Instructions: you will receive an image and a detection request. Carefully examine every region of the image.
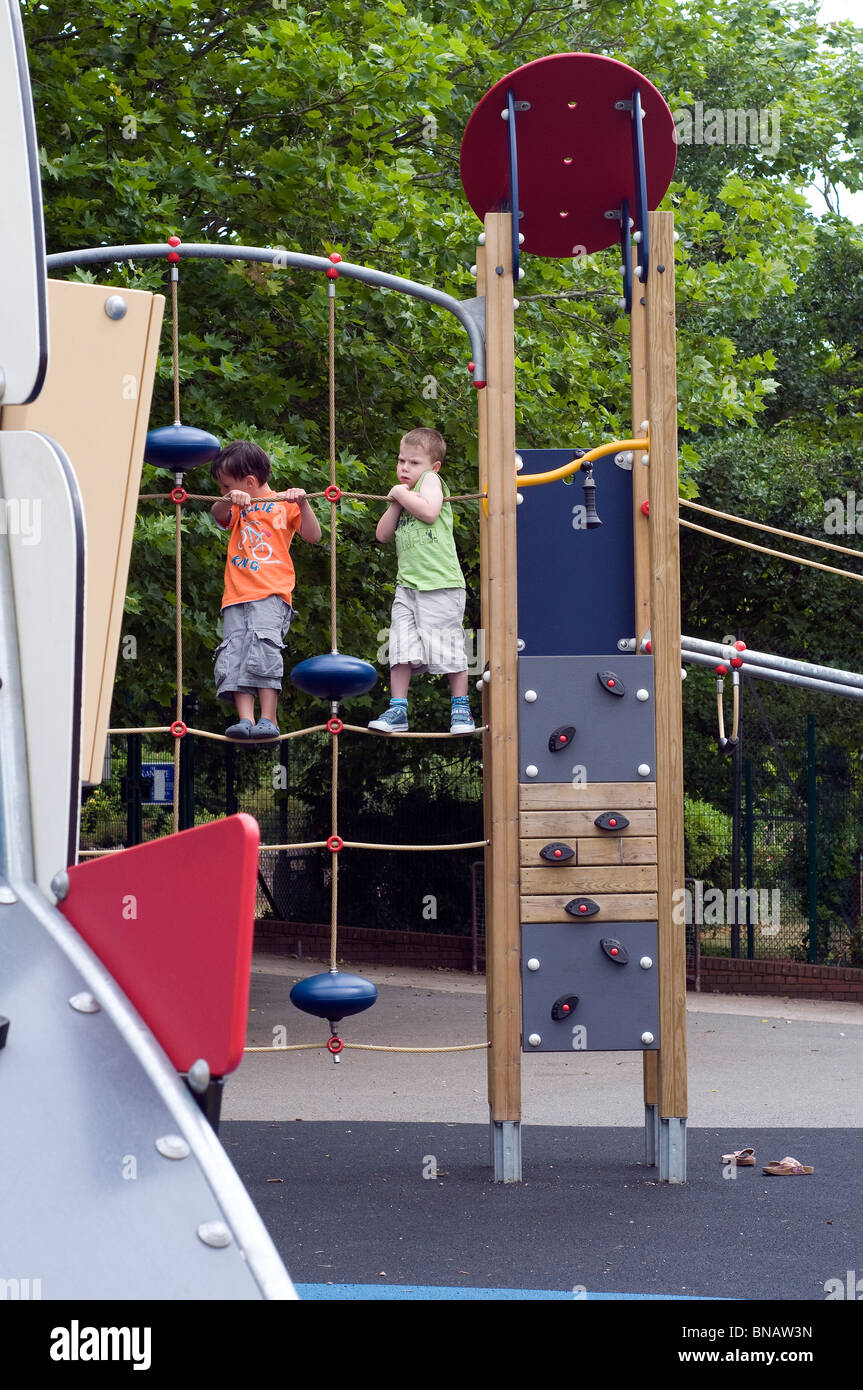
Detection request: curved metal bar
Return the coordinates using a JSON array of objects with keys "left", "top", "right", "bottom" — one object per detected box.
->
[
  {"left": 44, "top": 242, "right": 487, "bottom": 384},
  {"left": 506, "top": 88, "right": 520, "bottom": 282},
  {"left": 681, "top": 645, "right": 863, "bottom": 702},
  {"left": 631, "top": 89, "right": 649, "bottom": 285},
  {"left": 517, "top": 436, "right": 648, "bottom": 488},
  {"left": 620, "top": 194, "right": 632, "bottom": 315}
]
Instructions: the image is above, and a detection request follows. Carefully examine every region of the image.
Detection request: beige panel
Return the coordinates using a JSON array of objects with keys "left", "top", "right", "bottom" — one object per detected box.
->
[
  {"left": 520, "top": 836, "right": 657, "bottom": 866},
  {"left": 520, "top": 809, "right": 657, "bottom": 839},
  {"left": 521, "top": 894, "right": 658, "bottom": 921},
  {"left": 519, "top": 781, "right": 656, "bottom": 811},
  {"left": 3, "top": 279, "right": 165, "bottom": 782},
  {"left": 521, "top": 865, "right": 658, "bottom": 895}
]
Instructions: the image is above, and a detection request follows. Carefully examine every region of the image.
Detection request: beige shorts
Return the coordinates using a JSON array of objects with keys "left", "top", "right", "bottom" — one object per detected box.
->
[{"left": 389, "top": 585, "right": 467, "bottom": 675}]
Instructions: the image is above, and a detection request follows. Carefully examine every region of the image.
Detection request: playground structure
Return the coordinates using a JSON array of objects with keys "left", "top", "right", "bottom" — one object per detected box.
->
[{"left": 1, "top": 0, "right": 704, "bottom": 1298}]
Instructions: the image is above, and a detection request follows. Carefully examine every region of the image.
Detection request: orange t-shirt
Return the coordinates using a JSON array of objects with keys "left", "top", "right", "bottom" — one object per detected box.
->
[{"left": 218, "top": 490, "right": 302, "bottom": 609}]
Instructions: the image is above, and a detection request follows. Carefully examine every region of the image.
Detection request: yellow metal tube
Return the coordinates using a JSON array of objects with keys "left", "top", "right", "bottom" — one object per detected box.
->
[{"left": 517, "top": 436, "right": 648, "bottom": 488}]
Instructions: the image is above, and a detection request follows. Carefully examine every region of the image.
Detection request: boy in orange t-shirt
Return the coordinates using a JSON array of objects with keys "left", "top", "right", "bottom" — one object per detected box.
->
[{"left": 210, "top": 441, "right": 321, "bottom": 738}]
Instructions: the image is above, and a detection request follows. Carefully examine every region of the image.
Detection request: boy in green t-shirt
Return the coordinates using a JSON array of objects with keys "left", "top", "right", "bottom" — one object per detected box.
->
[{"left": 369, "top": 428, "right": 474, "bottom": 734}]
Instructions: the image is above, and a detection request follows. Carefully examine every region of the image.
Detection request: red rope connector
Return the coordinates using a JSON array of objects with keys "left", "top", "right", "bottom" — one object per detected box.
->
[
  {"left": 170, "top": 720, "right": 187, "bottom": 738},
  {"left": 734, "top": 640, "right": 746, "bottom": 651},
  {"left": 473, "top": 380, "right": 486, "bottom": 390},
  {"left": 641, "top": 500, "right": 650, "bottom": 516},
  {"left": 326, "top": 1034, "right": 344, "bottom": 1056},
  {"left": 328, "top": 252, "right": 342, "bottom": 263},
  {"left": 730, "top": 656, "right": 743, "bottom": 668},
  {"left": 327, "top": 834, "right": 344, "bottom": 853},
  {"left": 327, "top": 717, "right": 343, "bottom": 735},
  {"left": 167, "top": 236, "right": 181, "bottom": 265},
  {"left": 468, "top": 360, "right": 475, "bottom": 372},
  {"left": 170, "top": 485, "right": 187, "bottom": 504},
  {"left": 324, "top": 484, "right": 341, "bottom": 502},
  {"left": 168, "top": 236, "right": 181, "bottom": 246},
  {"left": 326, "top": 267, "right": 339, "bottom": 279},
  {"left": 714, "top": 664, "right": 728, "bottom": 676}
]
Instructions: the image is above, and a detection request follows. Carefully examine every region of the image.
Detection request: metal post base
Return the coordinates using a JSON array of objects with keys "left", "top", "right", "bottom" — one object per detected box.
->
[
  {"left": 644, "top": 1103, "right": 658, "bottom": 1166},
  {"left": 658, "top": 1116, "right": 687, "bottom": 1182},
  {"left": 490, "top": 1118, "right": 522, "bottom": 1182}
]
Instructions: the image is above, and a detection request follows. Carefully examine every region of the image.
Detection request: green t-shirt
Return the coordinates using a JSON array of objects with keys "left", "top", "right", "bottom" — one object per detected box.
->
[{"left": 394, "top": 473, "right": 465, "bottom": 591}]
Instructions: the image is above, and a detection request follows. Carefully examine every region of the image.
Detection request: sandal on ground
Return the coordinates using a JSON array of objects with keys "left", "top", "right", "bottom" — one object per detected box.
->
[
  {"left": 762, "top": 1156, "right": 814, "bottom": 1175},
  {"left": 721, "top": 1148, "right": 756, "bottom": 1165}
]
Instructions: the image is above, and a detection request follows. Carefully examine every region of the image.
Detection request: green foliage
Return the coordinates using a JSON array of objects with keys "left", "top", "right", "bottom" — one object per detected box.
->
[
  {"left": 683, "top": 794, "right": 732, "bottom": 880},
  {"left": 24, "top": 0, "right": 863, "bottom": 730}
]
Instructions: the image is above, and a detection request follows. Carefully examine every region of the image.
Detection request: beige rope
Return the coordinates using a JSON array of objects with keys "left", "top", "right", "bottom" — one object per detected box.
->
[
  {"left": 330, "top": 733, "right": 339, "bottom": 970},
  {"left": 244, "top": 1042, "right": 490, "bottom": 1054},
  {"left": 138, "top": 491, "right": 484, "bottom": 506},
  {"left": 337, "top": 839, "right": 488, "bottom": 852},
  {"left": 680, "top": 497, "right": 863, "bottom": 561},
  {"left": 329, "top": 289, "right": 338, "bottom": 652},
  {"left": 679, "top": 518, "right": 863, "bottom": 582},
  {"left": 107, "top": 724, "right": 328, "bottom": 743},
  {"left": 171, "top": 275, "right": 180, "bottom": 425},
  {"left": 171, "top": 268, "right": 183, "bottom": 835},
  {"left": 341, "top": 723, "right": 487, "bottom": 739}
]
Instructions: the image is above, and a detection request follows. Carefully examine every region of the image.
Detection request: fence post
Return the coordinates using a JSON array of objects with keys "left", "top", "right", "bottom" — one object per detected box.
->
[
  {"left": 731, "top": 740, "right": 742, "bottom": 959},
  {"left": 745, "top": 758, "right": 754, "bottom": 959},
  {"left": 179, "top": 696, "right": 196, "bottom": 832},
  {"left": 126, "top": 733, "right": 142, "bottom": 847},
  {"left": 807, "top": 714, "right": 818, "bottom": 963}
]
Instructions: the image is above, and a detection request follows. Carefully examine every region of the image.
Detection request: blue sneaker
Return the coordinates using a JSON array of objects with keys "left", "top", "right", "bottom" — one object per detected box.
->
[
  {"left": 368, "top": 703, "right": 409, "bottom": 733},
  {"left": 450, "top": 705, "right": 475, "bottom": 735}
]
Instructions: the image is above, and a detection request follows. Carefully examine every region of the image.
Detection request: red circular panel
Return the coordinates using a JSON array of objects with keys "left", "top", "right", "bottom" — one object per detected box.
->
[{"left": 460, "top": 53, "right": 677, "bottom": 257}]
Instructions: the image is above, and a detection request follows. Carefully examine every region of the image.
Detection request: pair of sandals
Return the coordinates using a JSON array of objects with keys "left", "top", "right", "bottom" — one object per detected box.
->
[{"left": 722, "top": 1148, "right": 814, "bottom": 1175}]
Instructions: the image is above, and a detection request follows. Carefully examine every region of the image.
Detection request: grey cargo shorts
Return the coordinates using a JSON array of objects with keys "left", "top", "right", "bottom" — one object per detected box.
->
[{"left": 214, "top": 595, "right": 294, "bottom": 701}]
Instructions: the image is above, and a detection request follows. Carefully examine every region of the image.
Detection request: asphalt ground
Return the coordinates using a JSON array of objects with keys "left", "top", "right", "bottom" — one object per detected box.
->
[{"left": 221, "top": 953, "right": 863, "bottom": 1305}]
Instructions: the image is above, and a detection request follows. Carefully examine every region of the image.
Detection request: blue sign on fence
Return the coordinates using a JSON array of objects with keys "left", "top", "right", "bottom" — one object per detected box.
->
[{"left": 141, "top": 762, "right": 174, "bottom": 804}]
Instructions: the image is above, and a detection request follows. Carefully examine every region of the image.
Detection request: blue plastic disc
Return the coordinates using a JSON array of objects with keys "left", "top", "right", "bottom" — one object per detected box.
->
[
  {"left": 290, "top": 971, "right": 378, "bottom": 1022},
  {"left": 144, "top": 423, "right": 221, "bottom": 473},
  {"left": 290, "top": 652, "right": 378, "bottom": 701}
]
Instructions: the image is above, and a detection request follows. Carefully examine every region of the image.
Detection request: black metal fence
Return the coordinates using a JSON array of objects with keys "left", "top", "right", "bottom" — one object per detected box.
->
[
  {"left": 84, "top": 669, "right": 863, "bottom": 971},
  {"left": 683, "top": 670, "right": 863, "bottom": 969},
  {"left": 82, "top": 729, "right": 484, "bottom": 940}
]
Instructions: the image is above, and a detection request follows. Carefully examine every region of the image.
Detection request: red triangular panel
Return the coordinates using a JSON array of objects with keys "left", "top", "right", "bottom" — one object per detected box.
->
[{"left": 60, "top": 814, "right": 260, "bottom": 1074}]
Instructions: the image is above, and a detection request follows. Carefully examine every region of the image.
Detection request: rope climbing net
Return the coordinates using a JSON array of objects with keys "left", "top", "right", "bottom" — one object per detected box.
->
[{"left": 83, "top": 241, "right": 492, "bottom": 1059}]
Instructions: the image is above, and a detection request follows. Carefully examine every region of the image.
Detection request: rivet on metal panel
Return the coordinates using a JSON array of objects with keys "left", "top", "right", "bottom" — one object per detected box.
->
[
  {"left": 155, "top": 1135, "right": 191, "bottom": 1160},
  {"left": 528, "top": 1033, "right": 542, "bottom": 1047},
  {"left": 187, "top": 1058, "right": 211, "bottom": 1094},
  {"left": 50, "top": 870, "right": 69, "bottom": 901},
  {"left": 641, "top": 1031, "right": 655, "bottom": 1045},
  {"left": 69, "top": 992, "right": 101, "bottom": 1014},
  {"left": 197, "top": 1221, "right": 233, "bottom": 1248},
  {"left": 526, "top": 958, "right": 540, "bottom": 972}
]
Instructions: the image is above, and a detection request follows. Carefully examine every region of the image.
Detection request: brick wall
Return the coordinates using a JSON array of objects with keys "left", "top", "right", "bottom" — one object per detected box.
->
[
  {"left": 257, "top": 922, "right": 863, "bottom": 1002},
  {"left": 695, "top": 955, "right": 863, "bottom": 1003},
  {"left": 256, "top": 920, "right": 483, "bottom": 972}
]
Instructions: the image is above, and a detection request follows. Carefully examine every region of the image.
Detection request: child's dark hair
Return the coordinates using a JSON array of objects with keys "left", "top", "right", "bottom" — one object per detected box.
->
[{"left": 211, "top": 440, "right": 272, "bottom": 485}]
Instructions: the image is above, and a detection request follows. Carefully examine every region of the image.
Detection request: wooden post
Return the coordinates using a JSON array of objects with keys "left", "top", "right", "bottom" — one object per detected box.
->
[
  {"left": 481, "top": 212, "right": 522, "bottom": 1178},
  {"left": 631, "top": 281, "right": 659, "bottom": 1129},
  {"left": 644, "top": 211, "right": 687, "bottom": 1174}
]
